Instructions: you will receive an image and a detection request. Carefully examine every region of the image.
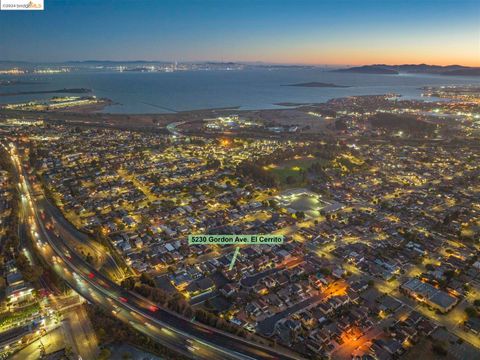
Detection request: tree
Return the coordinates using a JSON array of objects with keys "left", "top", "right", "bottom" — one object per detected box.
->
[
  {"left": 64, "top": 345, "right": 73, "bottom": 357},
  {"left": 140, "top": 273, "right": 155, "bottom": 287},
  {"left": 319, "top": 267, "right": 331, "bottom": 276},
  {"left": 121, "top": 277, "right": 136, "bottom": 290},
  {"left": 286, "top": 175, "right": 296, "bottom": 185},
  {"left": 444, "top": 269, "right": 456, "bottom": 280},
  {"left": 465, "top": 307, "right": 478, "bottom": 318},
  {"left": 97, "top": 328, "right": 107, "bottom": 341},
  {"left": 268, "top": 199, "right": 278, "bottom": 209},
  {"left": 425, "top": 263, "right": 435, "bottom": 271},
  {"left": 15, "top": 253, "right": 43, "bottom": 282},
  {"left": 295, "top": 211, "right": 305, "bottom": 220},
  {"left": 432, "top": 343, "right": 448, "bottom": 356}
]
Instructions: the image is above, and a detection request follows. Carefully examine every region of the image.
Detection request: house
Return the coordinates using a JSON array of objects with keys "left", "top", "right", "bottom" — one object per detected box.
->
[
  {"left": 185, "top": 277, "right": 215, "bottom": 297},
  {"left": 220, "top": 284, "right": 236, "bottom": 297},
  {"left": 401, "top": 278, "right": 458, "bottom": 313}
]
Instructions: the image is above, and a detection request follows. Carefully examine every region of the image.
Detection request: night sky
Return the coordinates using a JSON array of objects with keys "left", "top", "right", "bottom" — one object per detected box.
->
[{"left": 1, "top": 0, "right": 479, "bottom": 65}]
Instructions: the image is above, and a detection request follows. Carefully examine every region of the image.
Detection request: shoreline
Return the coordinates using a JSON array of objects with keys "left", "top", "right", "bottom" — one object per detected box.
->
[
  {"left": 0, "top": 89, "right": 468, "bottom": 140},
  {"left": 0, "top": 88, "right": 91, "bottom": 97},
  {"left": 0, "top": 102, "right": 332, "bottom": 134}
]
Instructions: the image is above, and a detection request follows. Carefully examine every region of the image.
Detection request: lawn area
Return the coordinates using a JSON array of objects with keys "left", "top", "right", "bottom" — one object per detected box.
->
[{"left": 264, "top": 156, "right": 327, "bottom": 187}]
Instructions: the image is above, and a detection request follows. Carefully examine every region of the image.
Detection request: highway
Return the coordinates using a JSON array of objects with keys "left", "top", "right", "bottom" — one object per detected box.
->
[
  {"left": 6, "top": 142, "right": 303, "bottom": 360},
  {"left": 39, "top": 197, "right": 125, "bottom": 281}
]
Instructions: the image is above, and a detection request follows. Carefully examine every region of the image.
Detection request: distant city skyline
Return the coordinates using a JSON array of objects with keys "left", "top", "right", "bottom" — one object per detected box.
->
[{"left": 0, "top": 0, "right": 479, "bottom": 66}]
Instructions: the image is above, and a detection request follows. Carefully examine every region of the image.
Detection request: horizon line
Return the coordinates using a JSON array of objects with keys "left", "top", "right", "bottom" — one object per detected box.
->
[{"left": 0, "top": 60, "right": 479, "bottom": 68}]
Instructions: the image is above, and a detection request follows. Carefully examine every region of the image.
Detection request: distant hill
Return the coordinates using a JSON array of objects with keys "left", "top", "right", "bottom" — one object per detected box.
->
[
  {"left": 333, "top": 64, "right": 480, "bottom": 76},
  {"left": 441, "top": 68, "right": 480, "bottom": 76},
  {"left": 67, "top": 60, "right": 156, "bottom": 64},
  {"left": 335, "top": 66, "right": 398, "bottom": 74}
]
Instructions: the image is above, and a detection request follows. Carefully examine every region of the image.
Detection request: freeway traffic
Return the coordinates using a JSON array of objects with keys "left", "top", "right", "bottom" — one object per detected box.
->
[{"left": 6, "top": 142, "right": 303, "bottom": 360}]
